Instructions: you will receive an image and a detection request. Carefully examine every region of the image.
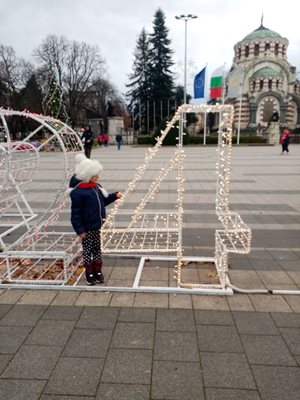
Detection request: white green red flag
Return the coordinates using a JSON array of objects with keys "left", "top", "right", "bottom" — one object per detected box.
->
[{"left": 210, "top": 66, "right": 223, "bottom": 98}]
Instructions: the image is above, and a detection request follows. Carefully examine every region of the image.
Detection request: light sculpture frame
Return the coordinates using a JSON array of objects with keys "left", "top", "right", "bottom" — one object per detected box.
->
[
  {"left": 0, "top": 108, "right": 84, "bottom": 285},
  {"left": 100, "top": 103, "right": 252, "bottom": 294}
]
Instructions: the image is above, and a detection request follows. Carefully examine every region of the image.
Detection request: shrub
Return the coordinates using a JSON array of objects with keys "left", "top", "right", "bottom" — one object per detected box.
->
[
  {"left": 153, "top": 118, "right": 190, "bottom": 146},
  {"left": 137, "top": 135, "right": 153, "bottom": 145}
]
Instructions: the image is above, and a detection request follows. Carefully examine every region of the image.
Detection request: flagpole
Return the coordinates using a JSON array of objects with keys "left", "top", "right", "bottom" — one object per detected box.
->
[
  {"left": 237, "top": 66, "right": 244, "bottom": 145},
  {"left": 222, "top": 63, "right": 226, "bottom": 105},
  {"left": 204, "top": 111, "right": 207, "bottom": 145}
]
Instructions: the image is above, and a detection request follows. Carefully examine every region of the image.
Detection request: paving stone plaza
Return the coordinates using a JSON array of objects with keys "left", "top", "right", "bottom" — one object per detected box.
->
[{"left": 0, "top": 144, "right": 299, "bottom": 399}]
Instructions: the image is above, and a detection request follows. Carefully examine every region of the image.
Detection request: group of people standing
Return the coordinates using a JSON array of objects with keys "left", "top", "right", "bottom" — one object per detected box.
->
[
  {"left": 80, "top": 125, "right": 123, "bottom": 159},
  {"left": 97, "top": 133, "right": 109, "bottom": 147}
]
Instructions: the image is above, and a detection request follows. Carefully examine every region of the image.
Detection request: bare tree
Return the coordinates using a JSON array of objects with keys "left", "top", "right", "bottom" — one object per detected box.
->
[
  {"left": 34, "top": 34, "right": 108, "bottom": 126},
  {"left": 65, "top": 40, "right": 106, "bottom": 125},
  {"left": 0, "top": 45, "right": 21, "bottom": 106},
  {"left": 33, "top": 35, "right": 68, "bottom": 87}
]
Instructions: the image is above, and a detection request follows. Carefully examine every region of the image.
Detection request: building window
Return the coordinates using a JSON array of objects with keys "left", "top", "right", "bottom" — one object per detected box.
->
[
  {"left": 265, "top": 43, "right": 270, "bottom": 52},
  {"left": 259, "top": 80, "right": 264, "bottom": 90},
  {"left": 238, "top": 48, "right": 241, "bottom": 59},
  {"left": 282, "top": 45, "right": 286, "bottom": 56},
  {"left": 245, "top": 45, "right": 249, "bottom": 57},
  {"left": 275, "top": 43, "right": 279, "bottom": 55},
  {"left": 254, "top": 44, "right": 259, "bottom": 56},
  {"left": 252, "top": 81, "right": 256, "bottom": 91},
  {"left": 268, "top": 79, "right": 272, "bottom": 90}
]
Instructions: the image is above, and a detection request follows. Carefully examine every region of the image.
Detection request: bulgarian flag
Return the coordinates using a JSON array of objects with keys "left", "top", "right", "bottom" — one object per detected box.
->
[{"left": 210, "top": 66, "right": 223, "bottom": 98}]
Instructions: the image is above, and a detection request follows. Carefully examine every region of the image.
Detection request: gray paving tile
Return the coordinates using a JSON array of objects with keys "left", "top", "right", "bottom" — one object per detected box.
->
[
  {"left": 0, "top": 354, "right": 12, "bottom": 374},
  {"left": 252, "top": 365, "right": 300, "bottom": 400},
  {"left": 0, "top": 304, "right": 12, "bottom": 319},
  {"left": 76, "top": 306, "right": 119, "bottom": 330},
  {"left": 96, "top": 383, "right": 150, "bottom": 400},
  {"left": 0, "top": 326, "right": 31, "bottom": 354},
  {"left": 271, "top": 312, "right": 300, "bottom": 328},
  {"left": 241, "top": 334, "right": 296, "bottom": 366},
  {"left": 62, "top": 328, "right": 112, "bottom": 358},
  {"left": 154, "top": 331, "right": 199, "bottom": 362},
  {"left": 41, "top": 305, "right": 83, "bottom": 320},
  {"left": 25, "top": 319, "right": 75, "bottom": 346},
  {"left": 118, "top": 307, "right": 156, "bottom": 323},
  {"left": 233, "top": 311, "right": 279, "bottom": 335},
  {"left": 45, "top": 357, "right": 104, "bottom": 396},
  {"left": 205, "top": 388, "right": 260, "bottom": 400},
  {"left": 152, "top": 360, "right": 204, "bottom": 400},
  {"left": 41, "top": 396, "right": 92, "bottom": 400},
  {"left": 0, "top": 304, "right": 46, "bottom": 327},
  {"left": 111, "top": 322, "right": 154, "bottom": 349},
  {"left": 0, "top": 379, "right": 46, "bottom": 400},
  {"left": 101, "top": 348, "right": 152, "bottom": 384},
  {"left": 194, "top": 310, "right": 234, "bottom": 325},
  {"left": 197, "top": 325, "right": 244, "bottom": 353},
  {"left": 156, "top": 309, "right": 195, "bottom": 332},
  {"left": 2, "top": 345, "right": 62, "bottom": 379},
  {"left": 201, "top": 352, "right": 256, "bottom": 389},
  {"left": 280, "top": 328, "right": 300, "bottom": 355}
]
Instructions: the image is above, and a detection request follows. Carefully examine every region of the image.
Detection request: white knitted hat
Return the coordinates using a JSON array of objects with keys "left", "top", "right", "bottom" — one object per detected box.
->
[{"left": 74, "top": 153, "right": 103, "bottom": 182}]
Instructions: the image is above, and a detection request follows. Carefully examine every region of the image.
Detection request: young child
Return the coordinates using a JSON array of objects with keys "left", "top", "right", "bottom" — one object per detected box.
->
[{"left": 69, "top": 154, "right": 121, "bottom": 285}]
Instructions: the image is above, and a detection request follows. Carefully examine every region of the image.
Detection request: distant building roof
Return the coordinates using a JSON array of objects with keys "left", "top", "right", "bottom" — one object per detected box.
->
[
  {"left": 243, "top": 24, "right": 282, "bottom": 41},
  {"left": 252, "top": 67, "right": 281, "bottom": 78}
]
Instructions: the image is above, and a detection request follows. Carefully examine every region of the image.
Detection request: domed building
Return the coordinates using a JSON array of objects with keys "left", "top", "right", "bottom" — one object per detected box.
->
[{"left": 227, "top": 22, "right": 300, "bottom": 130}]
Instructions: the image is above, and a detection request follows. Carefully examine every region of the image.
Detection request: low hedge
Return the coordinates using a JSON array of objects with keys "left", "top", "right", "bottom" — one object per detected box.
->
[
  {"left": 136, "top": 134, "right": 268, "bottom": 146},
  {"left": 137, "top": 135, "right": 153, "bottom": 145}
]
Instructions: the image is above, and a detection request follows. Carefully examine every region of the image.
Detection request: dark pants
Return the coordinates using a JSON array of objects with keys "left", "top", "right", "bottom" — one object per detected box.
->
[
  {"left": 84, "top": 144, "right": 93, "bottom": 159},
  {"left": 82, "top": 229, "right": 102, "bottom": 264},
  {"left": 282, "top": 143, "right": 289, "bottom": 153}
]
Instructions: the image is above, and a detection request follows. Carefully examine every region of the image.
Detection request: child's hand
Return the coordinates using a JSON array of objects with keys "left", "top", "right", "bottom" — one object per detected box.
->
[
  {"left": 79, "top": 232, "right": 87, "bottom": 239},
  {"left": 116, "top": 192, "right": 122, "bottom": 199}
]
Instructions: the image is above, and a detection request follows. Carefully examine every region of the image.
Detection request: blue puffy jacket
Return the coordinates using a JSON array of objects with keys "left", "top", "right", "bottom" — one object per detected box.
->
[{"left": 69, "top": 176, "right": 118, "bottom": 235}]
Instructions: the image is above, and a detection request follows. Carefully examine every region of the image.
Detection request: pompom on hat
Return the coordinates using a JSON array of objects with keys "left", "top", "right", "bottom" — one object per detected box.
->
[{"left": 74, "top": 153, "right": 103, "bottom": 182}]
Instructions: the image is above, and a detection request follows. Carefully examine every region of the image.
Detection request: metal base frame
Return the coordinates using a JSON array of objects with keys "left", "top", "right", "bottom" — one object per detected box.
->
[{"left": 0, "top": 254, "right": 234, "bottom": 295}]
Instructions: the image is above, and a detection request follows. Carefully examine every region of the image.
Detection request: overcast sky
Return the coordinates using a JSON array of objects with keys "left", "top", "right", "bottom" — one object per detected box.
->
[{"left": 1, "top": 0, "right": 299, "bottom": 97}]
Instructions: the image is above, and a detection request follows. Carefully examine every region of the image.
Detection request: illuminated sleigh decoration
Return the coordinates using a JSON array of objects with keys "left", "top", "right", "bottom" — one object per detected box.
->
[
  {"left": 0, "top": 109, "right": 83, "bottom": 285},
  {"left": 101, "top": 104, "right": 252, "bottom": 293}
]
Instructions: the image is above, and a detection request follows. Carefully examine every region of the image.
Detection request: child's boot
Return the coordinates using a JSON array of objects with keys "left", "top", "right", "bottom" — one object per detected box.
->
[
  {"left": 84, "top": 263, "right": 96, "bottom": 285},
  {"left": 94, "top": 260, "right": 104, "bottom": 284}
]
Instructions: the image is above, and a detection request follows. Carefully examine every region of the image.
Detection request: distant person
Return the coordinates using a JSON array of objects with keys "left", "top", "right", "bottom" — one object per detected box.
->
[
  {"left": 103, "top": 132, "right": 109, "bottom": 147},
  {"left": 115, "top": 132, "right": 122, "bottom": 150},
  {"left": 97, "top": 133, "right": 103, "bottom": 147},
  {"left": 81, "top": 125, "right": 94, "bottom": 158},
  {"left": 280, "top": 128, "right": 291, "bottom": 154}
]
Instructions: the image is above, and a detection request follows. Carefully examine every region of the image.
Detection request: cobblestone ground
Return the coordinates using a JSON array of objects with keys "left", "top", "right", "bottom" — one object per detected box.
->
[{"left": 0, "top": 144, "right": 299, "bottom": 399}]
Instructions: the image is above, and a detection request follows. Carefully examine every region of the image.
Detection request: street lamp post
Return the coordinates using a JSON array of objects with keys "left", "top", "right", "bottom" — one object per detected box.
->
[{"left": 175, "top": 14, "right": 198, "bottom": 112}]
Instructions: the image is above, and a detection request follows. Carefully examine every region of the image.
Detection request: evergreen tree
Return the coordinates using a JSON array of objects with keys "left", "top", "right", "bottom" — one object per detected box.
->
[
  {"left": 126, "top": 28, "right": 152, "bottom": 132},
  {"left": 148, "top": 8, "right": 174, "bottom": 127},
  {"left": 43, "top": 71, "right": 69, "bottom": 122},
  {"left": 20, "top": 74, "right": 43, "bottom": 113}
]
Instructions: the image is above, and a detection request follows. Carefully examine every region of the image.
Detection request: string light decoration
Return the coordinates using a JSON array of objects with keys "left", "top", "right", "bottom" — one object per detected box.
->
[
  {"left": 43, "top": 71, "right": 69, "bottom": 123},
  {"left": 0, "top": 108, "right": 83, "bottom": 284},
  {"left": 101, "top": 103, "right": 252, "bottom": 291}
]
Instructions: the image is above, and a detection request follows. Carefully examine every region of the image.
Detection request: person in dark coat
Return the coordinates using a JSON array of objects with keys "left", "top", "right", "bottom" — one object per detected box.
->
[
  {"left": 81, "top": 125, "right": 94, "bottom": 158},
  {"left": 115, "top": 132, "right": 122, "bottom": 150},
  {"left": 69, "top": 154, "right": 121, "bottom": 285}
]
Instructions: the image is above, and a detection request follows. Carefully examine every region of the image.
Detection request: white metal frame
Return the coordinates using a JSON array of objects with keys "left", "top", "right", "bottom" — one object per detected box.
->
[
  {"left": 0, "top": 105, "right": 252, "bottom": 294},
  {"left": 0, "top": 108, "right": 84, "bottom": 284}
]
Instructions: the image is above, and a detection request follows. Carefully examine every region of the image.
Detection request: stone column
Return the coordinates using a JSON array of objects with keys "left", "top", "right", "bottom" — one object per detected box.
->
[{"left": 266, "top": 122, "right": 280, "bottom": 144}]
